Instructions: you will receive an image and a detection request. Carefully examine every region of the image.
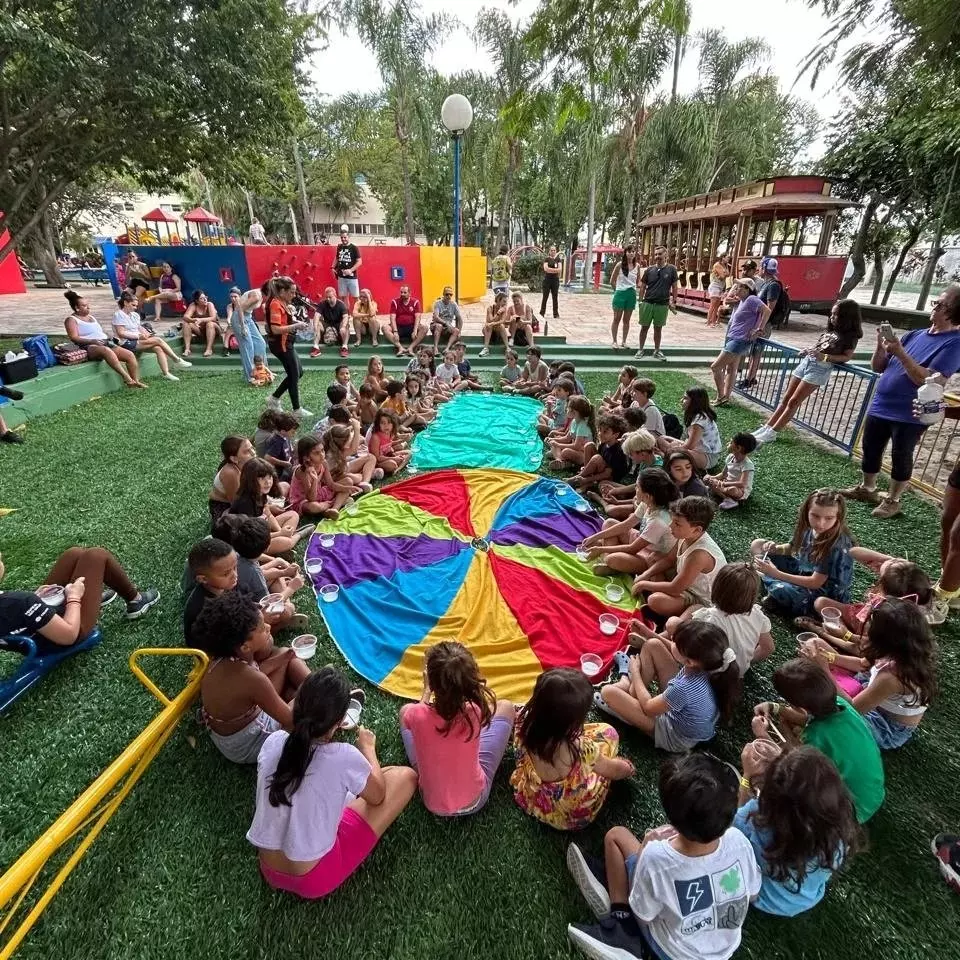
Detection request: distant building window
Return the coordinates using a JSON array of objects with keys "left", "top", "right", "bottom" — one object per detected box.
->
[
  {"left": 123, "top": 203, "right": 135, "bottom": 211},
  {"left": 171, "top": 204, "right": 183, "bottom": 212}
]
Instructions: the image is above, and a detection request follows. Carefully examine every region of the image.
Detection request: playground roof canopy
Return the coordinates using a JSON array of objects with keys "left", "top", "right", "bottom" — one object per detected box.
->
[
  {"left": 183, "top": 206, "right": 220, "bottom": 224},
  {"left": 141, "top": 207, "right": 178, "bottom": 223}
]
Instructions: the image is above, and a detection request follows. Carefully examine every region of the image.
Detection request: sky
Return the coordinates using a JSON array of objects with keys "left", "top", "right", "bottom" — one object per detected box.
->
[{"left": 310, "top": 0, "right": 850, "bottom": 158}]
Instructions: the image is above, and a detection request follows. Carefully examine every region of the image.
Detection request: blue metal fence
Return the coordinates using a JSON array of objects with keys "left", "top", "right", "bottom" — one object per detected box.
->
[{"left": 734, "top": 339, "right": 877, "bottom": 454}]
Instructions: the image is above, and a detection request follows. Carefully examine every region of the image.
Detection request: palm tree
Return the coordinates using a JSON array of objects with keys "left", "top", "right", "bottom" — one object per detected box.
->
[
  {"left": 475, "top": 7, "right": 545, "bottom": 251},
  {"left": 353, "top": 0, "right": 451, "bottom": 243}
]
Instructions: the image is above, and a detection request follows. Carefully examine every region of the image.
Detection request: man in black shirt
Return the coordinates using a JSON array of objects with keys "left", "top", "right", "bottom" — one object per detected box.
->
[
  {"left": 312, "top": 286, "right": 351, "bottom": 358},
  {"left": 635, "top": 246, "right": 678, "bottom": 361},
  {"left": 331, "top": 225, "right": 362, "bottom": 312}
]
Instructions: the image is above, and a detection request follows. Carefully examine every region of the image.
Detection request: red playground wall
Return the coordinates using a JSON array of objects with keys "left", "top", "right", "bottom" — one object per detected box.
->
[
  {"left": 243, "top": 245, "right": 424, "bottom": 310},
  {"left": 0, "top": 228, "right": 26, "bottom": 295}
]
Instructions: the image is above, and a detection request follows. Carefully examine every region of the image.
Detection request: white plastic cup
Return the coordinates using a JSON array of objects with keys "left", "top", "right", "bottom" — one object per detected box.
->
[
  {"left": 821, "top": 606, "right": 842, "bottom": 629},
  {"left": 605, "top": 583, "right": 625, "bottom": 603},
  {"left": 320, "top": 584, "right": 340, "bottom": 603},
  {"left": 305, "top": 558, "right": 323, "bottom": 576},
  {"left": 575, "top": 548, "right": 589, "bottom": 562},
  {"left": 796, "top": 631, "right": 819, "bottom": 645},
  {"left": 580, "top": 653, "right": 603, "bottom": 677},
  {"left": 292, "top": 634, "right": 317, "bottom": 659},
  {"left": 259, "top": 593, "right": 284, "bottom": 615},
  {"left": 341, "top": 697, "right": 362, "bottom": 730},
  {"left": 319, "top": 534, "right": 335, "bottom": 548},
  {"left": 598, "top": 613, "right": 619, "bottom": 636}
]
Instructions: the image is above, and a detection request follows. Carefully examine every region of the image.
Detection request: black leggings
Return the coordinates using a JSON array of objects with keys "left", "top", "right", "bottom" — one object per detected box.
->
[
  {"left": 540, "top": 275, "right": 559, "bottom": 317},
  {"left": 270, "top": 341, "right": 302, "bottom": 410},
  {"left": 860, "top": 414, "right": 926, "bottom": 482}
]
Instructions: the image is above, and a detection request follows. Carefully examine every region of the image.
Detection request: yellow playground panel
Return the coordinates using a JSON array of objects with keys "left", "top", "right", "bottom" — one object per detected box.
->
[
  {"left": 0, "top": 648, "right": 208, "bottom": 960},
  {"left": 419, "top": 246, "right": 487, "bottom": 306}
]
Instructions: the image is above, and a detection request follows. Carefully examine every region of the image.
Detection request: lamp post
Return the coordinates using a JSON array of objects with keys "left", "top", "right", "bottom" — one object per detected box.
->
[{"left": 441, "top": 94, "right": 473, "bottom": 303}]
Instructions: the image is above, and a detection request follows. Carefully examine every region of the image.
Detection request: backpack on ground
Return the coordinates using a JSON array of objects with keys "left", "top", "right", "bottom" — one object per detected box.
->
[{"left": 662, "top": 412, "right": 683, "bottom": 439}]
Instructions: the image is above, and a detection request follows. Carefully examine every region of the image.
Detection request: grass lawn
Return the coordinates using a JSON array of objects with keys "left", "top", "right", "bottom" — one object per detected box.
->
[{"left": 1, "top": 369, "right": 958, "bottom": 960}]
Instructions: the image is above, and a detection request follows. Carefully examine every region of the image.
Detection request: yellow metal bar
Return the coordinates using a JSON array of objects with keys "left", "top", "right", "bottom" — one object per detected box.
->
[{"left": 0, "top": 648, "right": 208, "bottom": 960}]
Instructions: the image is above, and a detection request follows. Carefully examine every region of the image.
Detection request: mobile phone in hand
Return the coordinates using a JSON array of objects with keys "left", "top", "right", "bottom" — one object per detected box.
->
[{"left": 879, "top": 322, "right": 895, "bottom": 341}]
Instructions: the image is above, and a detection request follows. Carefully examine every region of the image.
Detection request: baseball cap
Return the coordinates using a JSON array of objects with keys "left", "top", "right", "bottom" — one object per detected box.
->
[
  {"left": 761, "top": 256, "right": 778, "bottom": 273},
  {"left": 735, "top": 277, "right": 756, "bottom": 292}
]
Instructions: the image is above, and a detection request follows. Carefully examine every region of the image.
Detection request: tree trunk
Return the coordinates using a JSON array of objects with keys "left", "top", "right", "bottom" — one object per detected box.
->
[
  {"left": 839, "top": 195, "right": 878, "bottom": 298},
  {"left": 582, "top": 170, "right": 597, "bottom": 292},
  {"left": 623, "top": 182, "right": 635, "bottom": 246},
  {"left": 399, "top": 141, "right": 416, "bottom": 244},
  {"left": 870, "top": 248, "right": 884, "bottom": 303},
  {"left": 918, "top": 153, "right": 959, "bottom": 310},
  {"left": 36, "top": 212, "right": 65, "bottom": 288},
  {"left": 882, "top": 223, "right": 922, "bottom": 306},
  {"left": 671, "top": 33, "right": 682, "bottom": 101},
  {"left": 291, "top": 139, "right": 312, "bottom": 243},
  {"left": 632, "top": 193, "right": 644, "bottom": 249},
  {"left": 495, "top": 143, "right": 518, "bottom": 252}
]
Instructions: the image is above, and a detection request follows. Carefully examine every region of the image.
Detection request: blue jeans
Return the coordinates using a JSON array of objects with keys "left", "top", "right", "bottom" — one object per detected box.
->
[
  {"left": 762, "top": 555, "right": 824, "bottom": 616},
  {"left": 231, "top": 317, "right": 267, "bottom": 381}
]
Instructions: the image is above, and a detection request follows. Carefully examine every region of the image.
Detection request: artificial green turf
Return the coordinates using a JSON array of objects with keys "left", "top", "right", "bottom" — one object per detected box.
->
[{"left": 1, "top": 369, "right": 958, "bottom": 960}]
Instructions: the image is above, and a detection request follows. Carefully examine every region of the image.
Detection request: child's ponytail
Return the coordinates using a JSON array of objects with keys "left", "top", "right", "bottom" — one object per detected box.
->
[
  {"left": 674, "top": 621, "right": 742, "bottom": 725},
  {"left": 268, "top": 668, "right": 350, "bottom": 807}
]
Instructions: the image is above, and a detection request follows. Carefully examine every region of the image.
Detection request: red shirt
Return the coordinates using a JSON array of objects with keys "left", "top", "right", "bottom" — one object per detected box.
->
[{"left": 391, "top": 296, "right": 420, "bottom": 328}]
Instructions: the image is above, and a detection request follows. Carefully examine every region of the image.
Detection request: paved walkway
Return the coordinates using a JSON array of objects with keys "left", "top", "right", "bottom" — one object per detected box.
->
[{"left": 0, "top": 285, "right": 835, "bottom": 351}]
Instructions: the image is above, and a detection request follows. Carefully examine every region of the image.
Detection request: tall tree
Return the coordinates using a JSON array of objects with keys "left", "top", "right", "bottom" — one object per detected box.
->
[
  {"left": 353, "top": 0, "right": 451, "bottom": 244},
  {"left": 0, "top": 0, "right": 318, "bottom": 279}
]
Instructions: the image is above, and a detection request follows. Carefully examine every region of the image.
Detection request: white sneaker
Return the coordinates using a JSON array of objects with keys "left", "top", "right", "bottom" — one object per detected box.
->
[
  {"left": 163, "top": 372, "right": 180, "bottom": 382},
  {"left": 266, "top": 395, "right": 281, "bottom": 411},
  {"left": 479, "top": 347, "right": 490, "bottom": 357},
  {"left": 293, "top": 406, "right": 313, "bottom": 419},
  {"left": 718, "top": 498, "right": 739, "bottom": 510},
  {"left": 653, "top": 350, "right": 667, "bottom": 362},
  {"left": 763, "top": 428, "right": 778, "bottom": 442},
  {"left": 928, "top": 599, "right": 950, "bottom": 625},
  {"left": 177, "top": 357, "right": 192, "bottom": 368},
  {"left": 634, "top": 349, "right": 646, "bottom": 359}
]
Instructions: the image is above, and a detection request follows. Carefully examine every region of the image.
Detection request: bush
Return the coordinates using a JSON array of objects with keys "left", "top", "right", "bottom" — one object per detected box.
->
[{"left": 511, "top": 252, "right": 545, "bottom": 291}]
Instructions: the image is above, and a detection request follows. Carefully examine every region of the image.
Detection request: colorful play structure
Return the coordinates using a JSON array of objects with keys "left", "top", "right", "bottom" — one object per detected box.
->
[
  {"left": 121, "top": 206, "right": 235, "bottom": 246},
  {"left": 103, "top": 241, "right": 487, "bottom": 310}
]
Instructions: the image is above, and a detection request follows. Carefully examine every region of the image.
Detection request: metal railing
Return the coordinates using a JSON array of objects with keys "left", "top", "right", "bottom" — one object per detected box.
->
[
  {"left": 0, "top": 648, "right": 208, "bottom": 960},
  {"left": 734, "top": 338, "right": 877, "bottom": 454}
]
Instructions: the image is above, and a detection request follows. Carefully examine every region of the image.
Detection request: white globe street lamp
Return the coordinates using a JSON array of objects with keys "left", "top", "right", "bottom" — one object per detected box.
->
[{"left": 441, "top": 95, "right": 473, "bottom": 301}]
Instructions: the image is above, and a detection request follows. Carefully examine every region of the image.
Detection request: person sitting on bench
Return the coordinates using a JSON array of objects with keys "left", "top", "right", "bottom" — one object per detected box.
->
[
  {"left": 0, "top": 547, "right": 159, "bottom": 651},
  {"left": 64, "top": 290, "right": 147, "bottom": 388}
]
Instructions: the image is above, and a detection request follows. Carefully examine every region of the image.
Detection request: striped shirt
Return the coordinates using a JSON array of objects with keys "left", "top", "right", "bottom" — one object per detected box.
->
[{"left": 662, "top": 668, "right": 718, "bottom": 742}]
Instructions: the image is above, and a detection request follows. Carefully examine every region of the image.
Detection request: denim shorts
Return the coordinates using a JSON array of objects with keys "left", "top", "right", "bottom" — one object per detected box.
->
[
  {"left": 793, "top": 354, "right": 834, "bottom": 387},
  {"left": 722, "top": 337, "right": 753, "bottom": 356},
  {"left": 337, "top": 277, "right": 360, "bottom": 298},
  {"left": 864, "top": 709, "right": 917, "bottom": 750}
]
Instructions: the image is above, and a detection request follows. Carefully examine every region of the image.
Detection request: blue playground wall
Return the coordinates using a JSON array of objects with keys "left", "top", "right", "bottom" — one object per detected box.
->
[{"left": 104, "top": 244, "right": 252, "bottom": 311}]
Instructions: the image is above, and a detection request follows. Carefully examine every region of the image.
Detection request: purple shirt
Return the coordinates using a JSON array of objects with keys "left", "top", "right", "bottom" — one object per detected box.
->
[
  {"left": 727, "top": 295, "right": 765, "bottom": 341},
  {"left": 870, "top": 327, "right": 960, "bottom": 423}
]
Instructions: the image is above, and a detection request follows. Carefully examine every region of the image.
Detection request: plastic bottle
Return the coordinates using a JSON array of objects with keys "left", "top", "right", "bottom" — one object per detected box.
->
[{"left": 916, "top": 374, "right": 945, "bottom": 425}]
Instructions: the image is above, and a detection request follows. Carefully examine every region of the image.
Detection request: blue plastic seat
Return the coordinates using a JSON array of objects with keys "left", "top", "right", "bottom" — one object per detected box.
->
[{"left": 0, "top": 627, "right": 103, "bottom": 715}]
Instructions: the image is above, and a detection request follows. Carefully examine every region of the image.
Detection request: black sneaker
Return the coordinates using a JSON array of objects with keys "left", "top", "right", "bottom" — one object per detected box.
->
[
  {"left": 568, "top": 914, "right": 648, "bottom": 960},
  {"left": 101, "top": 588, "right": 118, "bottom": 608},
  {"left": 735, "top": 377, "right": 757, "bottom": 390},
  {"left": 567, "top": 843, "right": 611, "bottom": 918},
  {"left": 1, "top": 431, "right": 23, "bottom": 444},
  {"left": 125, "top": 587, "right": 160, "bottom": 620},
  {"left": 0, "top": 385, "right": 24, "bottom": 400}
]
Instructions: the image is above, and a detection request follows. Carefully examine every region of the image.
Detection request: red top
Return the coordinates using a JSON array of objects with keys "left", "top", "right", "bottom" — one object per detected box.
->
[
  {"left": 391, "top": 297, "right": 420, "bottom": 327},
  {"left": 267, "top": 299, "right": 290, "bottom": 351}
]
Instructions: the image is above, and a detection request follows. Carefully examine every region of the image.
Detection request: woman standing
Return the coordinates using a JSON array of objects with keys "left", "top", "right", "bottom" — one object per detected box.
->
[
  {"left": 609, "top": 246, "right": 640, "bottom": 350},
  {"left": 226, "top": 286, "right": 269, "bottom": 383},
  {"left": 182, "top": 290, "right": 223, "bottom": 357},
  {"left": 707, "top": 255, "right": 731, "bottom": 327},
  {"left": 63, "top": 291, "right": 146, "bottom": 388},
  {"left": 112, "top": 291, "right": 191, "bottom": 381},
  {"left": 752, "top": 299, "right": 863, "bottom": 444},
  {"left": 151, "top": 262, "right": 183, "bottom": 321},
  {"left": 540, "top": 244, "right": 562, "bottom": 321},
  {"left": 265, "top": 276, "right": 311, "bottom": 418}
]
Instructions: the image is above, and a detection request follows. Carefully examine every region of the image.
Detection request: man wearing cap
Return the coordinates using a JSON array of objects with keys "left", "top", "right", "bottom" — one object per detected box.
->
[
  {"left": 332, "top": 226, "right": 362, "bottom": 312},
  {"left": 737, "top": 256, "right": 782, "bottom": 388},
  {"left": 430, "top": 286, "right": 462, "bottom": 351},
  {"left": 383, "top": 285, "right": 426, "bottom": 356},
  {"left": 710, "top": 277, "right": 771, "bottom": 404},
  {"left": 634, "top": 245, "right": 678, "bottom": 361}
]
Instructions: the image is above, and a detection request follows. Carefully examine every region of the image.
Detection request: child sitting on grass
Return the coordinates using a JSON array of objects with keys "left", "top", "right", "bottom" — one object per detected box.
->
[
  {"left": 657, "top": 386, "right": 722, "bottom": 471},
  {"left": 752, "top": 488, "right": 854, "bottom": 617},
  {"left": 600, "top": 365, "right": 638, "bottom": 412},
  {"left": 754, "top": 658, "right": 885, "bottom": 822},
  {"left": 369, "top": 409, "right": 410, "bottom": 475},
  {"left": 254, "top": 408, "right": 280, "bottom": 456},
  {"left": 230, "top": 458, "right": 312, "bottom": 555},
  {"left": 357, "top": 383, "right": 378, "bottom": 432},
  {"left": 209, "top": 435, "right": 256, "bottom": 530},
  {"left": 399, "top": 642, "right": 515, "bottom": 817},
  {"left": 505, "top": 346, "right": 549, "bottom": 397},
  {"left": 704, "top": 432, "right": 757, "bottom": 510},
  {"left": 557, "top": 360, "right": 586, "bottom": 396},
  {"left": 435, "top": 349, "right": 463, "bottom": 390},
  {"left": 289, "top": 435, "right": 350, "bottom": 519},
  {"left": 582, "top": 468, "right": 678, "bottom": 577},
  {"left": 511, "top": 668, "right": 634, "bottom": 831},
  {"left": 250, "top": 355, "right": 274, "bottom": 387},
  {"left": 194, "top": 590, "right": 310, "bottom": 764},
  {"left": 597, "top": 621, "right": 741, "bottom": 751},
  {"left": 631, "top": 496, "right": 727, "bottom": 619},
  {"left": 538, "top": 377, "right": 576, "bottom": 439},
  {"left": 453, "top": 341, "right": 486, "bottom": 391},
  {"left": 799, "top": 598, "right": 937, "bottom": 750},
  {"left": 364, "top": 355, "right": 389, "bottom": 402},
  {"left": 594, "top": 426, "right": 658, "bottom": 520},
  {"left": 262, "top": 412, "right": 299, "bottom": 483},
  {"left": 624, "top": 377, "right": 664, "bottom": 437},
  {"left": 332, "top": 363, "right": 360, "bottom": 411},
  {"left": 734, "top": 746, "right": 862, "bottom": 917},
  {"left": 566, "top": 753, "right": 759, "bottom": 960},
  {"left": 569, "top": 414, "right": 630, "bottom": 492},
  {"left": 404, "top": 375, "right": 436, "bottom": 424},
  {"left": 499, "top": 348, "right": 520, "bottom": 389},
  {"left": 247, "top": 668, "right": 418, "bottom": 899},
  {"left": 547, "top": 397, "right": 595, "bottom": 470},
  {"left": 665, "top": 449, "right": 709, "bottom": 498},
  {"left": 325, "top": 423, "right": 372, "bottom": 495},
  {"left": 383, "top": 378, "right": 426, "bottom": 431}
]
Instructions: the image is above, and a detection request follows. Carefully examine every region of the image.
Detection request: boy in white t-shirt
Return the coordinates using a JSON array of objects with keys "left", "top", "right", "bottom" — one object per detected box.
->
[
  {"left": 628, "top": 378, "right": 665, "bottom": 438},
  {"left": 705, "top": 432, "right": 757, "bottom": 511},
  {"left": 566, "top": 752, "right": 761, "bottom": 960}
]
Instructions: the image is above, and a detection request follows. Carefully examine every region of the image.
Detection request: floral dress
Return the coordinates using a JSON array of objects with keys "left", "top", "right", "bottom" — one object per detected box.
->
[{"left": 510, "top": 722, "right": 619, "bottom": 831}]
